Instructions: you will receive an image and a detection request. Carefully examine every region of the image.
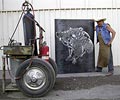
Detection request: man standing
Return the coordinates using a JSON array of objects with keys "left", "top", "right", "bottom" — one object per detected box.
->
[{"left": 95, "top": 18, "right": 116, "bottom": 76}]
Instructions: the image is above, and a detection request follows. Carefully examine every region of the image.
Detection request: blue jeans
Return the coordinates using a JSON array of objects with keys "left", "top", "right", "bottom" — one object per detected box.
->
[{"left": 108, "top": 45, "right": 114, "bottom": 72}]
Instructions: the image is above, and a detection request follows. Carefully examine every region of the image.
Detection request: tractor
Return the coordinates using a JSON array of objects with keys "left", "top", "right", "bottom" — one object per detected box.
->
[{"left": 1, "top": 1, "right": 57, "bottom": 97}]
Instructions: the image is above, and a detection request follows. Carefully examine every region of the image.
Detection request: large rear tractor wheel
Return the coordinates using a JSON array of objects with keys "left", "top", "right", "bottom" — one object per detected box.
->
[{"left": 15, "top": 58, "right": 55, "bottom": 97}]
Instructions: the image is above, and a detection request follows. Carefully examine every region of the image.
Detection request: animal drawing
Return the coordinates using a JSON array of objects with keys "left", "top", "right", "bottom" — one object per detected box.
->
[{"left": 56, "top": 27, "right": 93, "bottom": 64}]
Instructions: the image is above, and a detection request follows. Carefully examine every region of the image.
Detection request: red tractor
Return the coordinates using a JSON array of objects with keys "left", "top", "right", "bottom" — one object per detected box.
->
[{"left": 1, "top": 1, "right": 57, "bottom": 97}]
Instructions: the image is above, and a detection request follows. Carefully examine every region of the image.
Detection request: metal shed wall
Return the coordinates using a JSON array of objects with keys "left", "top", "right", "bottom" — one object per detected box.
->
[{"left": 0, "top": 0, "right": 120, "bottom": 70}]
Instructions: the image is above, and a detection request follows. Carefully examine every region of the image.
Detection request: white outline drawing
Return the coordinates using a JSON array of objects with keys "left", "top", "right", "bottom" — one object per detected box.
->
[{"left": 56, "top": 27, "right": 93, "bottom": 64}]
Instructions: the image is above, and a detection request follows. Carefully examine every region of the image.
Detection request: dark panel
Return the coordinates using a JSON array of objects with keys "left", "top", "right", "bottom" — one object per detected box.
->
[
  {"left": 55, "top": 19, "right": 95, "bottom": 74},
  {"left": 23, "top": 12, "right": 37, "bottom": 55}
]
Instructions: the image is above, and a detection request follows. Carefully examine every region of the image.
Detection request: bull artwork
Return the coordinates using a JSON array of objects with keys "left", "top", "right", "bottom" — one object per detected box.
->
[{"left": 56, "top": 27, "right": 93, "bottom": 64}]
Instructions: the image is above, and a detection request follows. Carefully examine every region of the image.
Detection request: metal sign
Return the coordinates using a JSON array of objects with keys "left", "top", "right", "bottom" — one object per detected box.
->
[{"left": 55, "top": 19, "right": 95, "bottom": 74}]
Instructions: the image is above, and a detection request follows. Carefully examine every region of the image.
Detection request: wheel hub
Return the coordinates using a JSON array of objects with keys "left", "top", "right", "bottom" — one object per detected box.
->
[
  {"left": 31, "top": 75, "right": 37, "bottom": 83},
  {"left": 23, "top": 67, "right": 46, "bottom": 90}
]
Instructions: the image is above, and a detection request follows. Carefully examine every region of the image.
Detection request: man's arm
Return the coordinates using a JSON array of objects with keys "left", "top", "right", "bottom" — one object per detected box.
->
[{"left": 106, "top": 25, "right": 116, "bottom": 45}]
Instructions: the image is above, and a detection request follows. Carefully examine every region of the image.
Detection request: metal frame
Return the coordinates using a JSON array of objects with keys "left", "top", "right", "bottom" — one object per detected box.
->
[
  {"left": 2, "top": 55, "right": 19, "bottom": 93},
  {"left": 2, "top": 55, "right": 5, "bottom": 93}
]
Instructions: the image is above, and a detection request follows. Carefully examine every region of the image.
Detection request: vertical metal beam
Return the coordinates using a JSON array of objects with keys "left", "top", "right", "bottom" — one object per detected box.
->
[{"left": 2, "top": 56, "right": 6, "bottom": 93}]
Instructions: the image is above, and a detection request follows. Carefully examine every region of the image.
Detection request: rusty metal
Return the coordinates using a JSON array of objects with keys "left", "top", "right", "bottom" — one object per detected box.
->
[
  {"left": 2, "top": 45, "right": 33, "bottom": 92},
  {"left": 1, "top": 43, "right": 34, "bottom": 92},
  {"left": 3, "top": 46, "right": 33, "bottom": 56},
  {"left": 0, "top": 1, "right": 57, "bottom": 96},
  {"left": 2, "top": 55, "right": 20, "bottom": 92}
]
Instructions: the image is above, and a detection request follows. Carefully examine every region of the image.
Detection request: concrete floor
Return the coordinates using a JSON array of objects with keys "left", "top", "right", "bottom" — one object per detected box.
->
[{"left": 0, "top": 66, "right": 120, "bottom": 100}]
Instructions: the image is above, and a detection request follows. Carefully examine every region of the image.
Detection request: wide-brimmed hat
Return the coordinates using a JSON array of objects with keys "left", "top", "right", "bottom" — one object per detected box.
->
[{"left": 95, "top": 18, "right": 106, "bottom": 22}]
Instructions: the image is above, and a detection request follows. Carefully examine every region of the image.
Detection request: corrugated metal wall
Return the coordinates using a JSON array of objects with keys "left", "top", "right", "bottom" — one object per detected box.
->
[{"left": 0, "top": 0, "right": 120, "bottom": 69}]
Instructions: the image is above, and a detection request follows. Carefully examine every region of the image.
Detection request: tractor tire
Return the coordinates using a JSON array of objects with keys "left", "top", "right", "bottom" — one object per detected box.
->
[
  {"left": 49, "top": 57, "right": 57, "bottom": 76},
  {"left": 15, "top": 58, "right": 55, "bottom": 97}
]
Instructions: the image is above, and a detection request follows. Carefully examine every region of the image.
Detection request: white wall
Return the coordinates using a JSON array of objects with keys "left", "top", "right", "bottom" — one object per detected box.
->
[
  {"left": 1, "top": 0, "right": 120, "bottom": 10},
  {"left": 0, "top": 0, "right": 2, "bottom": 10},
  {"left": 0, "top": 0, "right": 120, "bottom": 70}
]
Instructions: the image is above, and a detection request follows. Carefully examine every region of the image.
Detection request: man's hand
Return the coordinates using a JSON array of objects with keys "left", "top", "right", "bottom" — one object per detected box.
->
[{"left": 107, "top": 41, "right": 112, "bottom": 46}]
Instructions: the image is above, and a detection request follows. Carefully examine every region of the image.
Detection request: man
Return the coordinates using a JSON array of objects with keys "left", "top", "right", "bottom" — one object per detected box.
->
[{"left": 95, "top": 18, "right": 116, "bottom": 76}]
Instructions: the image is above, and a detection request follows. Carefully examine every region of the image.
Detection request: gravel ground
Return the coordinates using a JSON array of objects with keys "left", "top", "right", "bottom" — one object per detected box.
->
[
  {"left": 54, "top": 75, "right": 120, "bottom": 90},
  {"left": 0, "top": 75, "right": 120, "bottom": 100}
]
